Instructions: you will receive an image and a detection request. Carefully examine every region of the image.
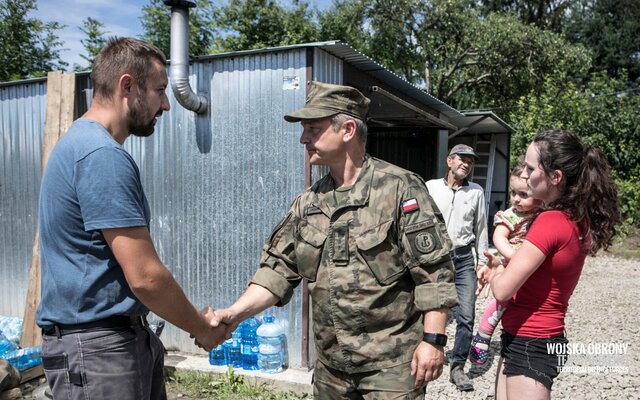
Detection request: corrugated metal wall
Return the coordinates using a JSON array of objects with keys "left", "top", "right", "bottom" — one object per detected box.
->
[
  {"left": 131, "top": 49, "right": 309, "bottom": 365},
  {"left": 313, "top": 48, "right": 342, "bottom": 84},
  {"left": 0, "top": 49, "right": 311, "bottom": 367},
  {"left": 0, "top": 79, "right": 47, "bottom": 317}
]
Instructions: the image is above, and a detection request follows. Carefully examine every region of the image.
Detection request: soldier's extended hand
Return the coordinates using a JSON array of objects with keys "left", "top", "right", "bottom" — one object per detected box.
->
[
  {"left": 410, "top": 341, "right": 445, "bottom": 387},
  {"left": 210, "top": 307, "right": 241, "bottom": 333},
  {"left": 192, "top": 306, "right": 233, "bottom": 351}
]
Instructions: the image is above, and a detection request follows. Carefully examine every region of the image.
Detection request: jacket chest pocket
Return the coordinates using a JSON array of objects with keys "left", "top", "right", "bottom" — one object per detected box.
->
[
  {"left": 295, "top": 221, "right": 327, "bottom": 282},
  {"left": 355, "top": 220, "right": 405, "bottom": 285}
]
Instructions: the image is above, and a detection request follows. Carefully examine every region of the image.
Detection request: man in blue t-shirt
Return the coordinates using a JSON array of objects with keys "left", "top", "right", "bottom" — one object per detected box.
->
[{"left": 36, "top": 37, "right": 225, "bottom": 400}]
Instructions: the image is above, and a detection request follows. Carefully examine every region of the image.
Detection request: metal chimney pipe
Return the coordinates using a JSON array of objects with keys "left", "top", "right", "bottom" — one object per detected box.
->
[{"left": 164, "top": 0, "right": 207, "bottom": 114}]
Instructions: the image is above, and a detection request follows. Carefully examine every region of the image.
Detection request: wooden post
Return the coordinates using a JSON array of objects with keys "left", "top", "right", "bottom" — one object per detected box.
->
[{"left": 20, "top": 71, "right": 76, "bottom": 348}]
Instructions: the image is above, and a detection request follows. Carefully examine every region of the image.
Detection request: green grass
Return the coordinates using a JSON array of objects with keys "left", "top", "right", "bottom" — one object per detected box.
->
[{"left": 165, "top": 366, "right": 311, "bottom": 400}]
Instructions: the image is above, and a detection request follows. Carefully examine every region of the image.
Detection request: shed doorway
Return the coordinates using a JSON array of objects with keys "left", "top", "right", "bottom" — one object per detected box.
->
[{"left": 366, "top": 128, "right": 439, "bottom": 181}]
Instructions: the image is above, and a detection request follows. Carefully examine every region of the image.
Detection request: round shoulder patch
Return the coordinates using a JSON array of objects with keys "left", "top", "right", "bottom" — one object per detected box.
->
[{"left": 415, "top": 231, "right": 436, "bottom": 253}]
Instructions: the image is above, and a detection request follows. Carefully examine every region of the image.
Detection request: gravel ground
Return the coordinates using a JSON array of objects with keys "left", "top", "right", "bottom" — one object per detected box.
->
[{"left": 426, "top": 255, "right": 640, "bottom": 399}]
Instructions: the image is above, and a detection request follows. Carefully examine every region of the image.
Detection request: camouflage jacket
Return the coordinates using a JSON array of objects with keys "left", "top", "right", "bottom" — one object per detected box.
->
[{"left": 251, "top": 156, "right": 457, "bottom": 373}]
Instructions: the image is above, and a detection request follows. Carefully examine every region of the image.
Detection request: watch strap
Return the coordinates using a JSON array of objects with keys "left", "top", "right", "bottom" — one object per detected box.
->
[{"left": 423, "top": 332, "right": 447, "bottom": 347}]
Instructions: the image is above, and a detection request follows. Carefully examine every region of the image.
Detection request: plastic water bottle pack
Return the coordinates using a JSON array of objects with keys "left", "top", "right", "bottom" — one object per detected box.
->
[
  {"left": 2, "top": 346, "right": 42, "bottom": 371},
  {"left": 209, "top": 314, "right": 285, "bottom": 373},
  {"left": 208, "top": 343, "right": 226, "bottom": 366},
  {"left": 227, "top": 330, "right": 242, "bottom": 368},
  {"left": 208, "top": 328, "right": 243, "bottom": 368},
  {"left": 240, "top": 316, "right": 261, "bottom": 370},
  {"left": 0, "top": 331, "right": 17, "bottom": 357}
]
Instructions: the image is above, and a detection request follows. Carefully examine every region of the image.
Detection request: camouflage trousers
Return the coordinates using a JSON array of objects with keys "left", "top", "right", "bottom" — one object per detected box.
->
[{"left": 312, "top": 360, "right": 425, "bottom": 400}]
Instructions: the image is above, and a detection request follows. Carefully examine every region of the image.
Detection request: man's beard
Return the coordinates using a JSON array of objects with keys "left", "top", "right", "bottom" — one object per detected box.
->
[
  {"left": 453, "top": 168, "right": 470, "bottom": 181},
  {"left": 128, "top": 94, "right": 157, "bottom": 137}
]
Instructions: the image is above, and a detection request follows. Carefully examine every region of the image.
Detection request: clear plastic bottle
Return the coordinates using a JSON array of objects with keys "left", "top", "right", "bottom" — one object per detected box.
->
[
  {"left": 256, "top": 315, "right": 284, "bottom": 373},
  {"left": 0, "top": 317, "right": 22, "bottom": 346},
  {"left": 4, "top": 345, "right": 42, "bottom": 371},
  {"left": 240, "top": 316, "right": 261, "bottom": 370},
  {"left": 0, "top": 331, "right": 17, "bottom": 357},
  {"left": 227, "top": 330, "right": 242, "bottom": 368},
  {"left": 280, "top": 334, "right": 289, "bottom": 368},
  {"left": 148, "top": 319, "right": 165, "bottom": 337},
  {"left": 209, "top": 344, "right": 226, "bottom": 366}
]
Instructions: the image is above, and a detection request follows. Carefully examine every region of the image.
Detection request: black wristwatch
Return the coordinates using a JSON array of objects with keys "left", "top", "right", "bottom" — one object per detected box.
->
[{"left": 423, "top": 332, "right": 448, "bottom": 347}]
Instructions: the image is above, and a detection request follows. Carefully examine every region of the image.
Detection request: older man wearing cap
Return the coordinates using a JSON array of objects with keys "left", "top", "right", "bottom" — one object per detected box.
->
[
  {"left": 210, "top": 81, "right": 457, "bottom": 398},
  {"left": 426, "top": 145, "right": 489, "bottom": 392}
]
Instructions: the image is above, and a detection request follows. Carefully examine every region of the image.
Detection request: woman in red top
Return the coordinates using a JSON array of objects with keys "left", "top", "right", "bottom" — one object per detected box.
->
[{"left": 479, "top": 130, "right": 620, "bottom": 399}]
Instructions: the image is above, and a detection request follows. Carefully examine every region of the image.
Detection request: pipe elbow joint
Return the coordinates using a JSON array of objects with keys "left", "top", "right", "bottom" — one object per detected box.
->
[{"left": 171, "top": 76, "right": 207, "bottom": 114}]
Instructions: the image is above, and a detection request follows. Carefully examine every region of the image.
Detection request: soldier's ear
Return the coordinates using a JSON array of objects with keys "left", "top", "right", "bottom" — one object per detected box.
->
[{"left": 341, "top": 119, "right": 357, "bottom": 143}]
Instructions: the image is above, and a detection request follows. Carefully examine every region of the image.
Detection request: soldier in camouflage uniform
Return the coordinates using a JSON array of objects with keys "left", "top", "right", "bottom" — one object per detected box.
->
[{"left": 211, "top": 81, "right": 457, "bottom": 399}]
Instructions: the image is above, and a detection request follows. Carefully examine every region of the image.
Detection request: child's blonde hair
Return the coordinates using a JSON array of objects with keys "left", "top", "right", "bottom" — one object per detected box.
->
[{"left": 510, "top": 160, "right": 525, "bottom": 179}]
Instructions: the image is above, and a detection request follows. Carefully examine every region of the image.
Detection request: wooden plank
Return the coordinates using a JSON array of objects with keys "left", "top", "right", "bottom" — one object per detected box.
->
[
  {"left": 20, "top": 71, "right": 75, "bottom": 348},
  {"left": 40, "top": 71, "right": 63, "bottom": 174},
  {"left": 19, "top": 231, "right": 42, "bottom": 348},
  {"left": 19, "top": 365, "right": 44, "bottom": 384},
  {"left": 59, "top": 72, "right": 76, "bottom": 134}
]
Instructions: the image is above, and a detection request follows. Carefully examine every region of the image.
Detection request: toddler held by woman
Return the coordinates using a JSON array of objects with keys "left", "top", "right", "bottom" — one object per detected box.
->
[{"left": 468, "top": 163, "right": 541, "bottom": 364}]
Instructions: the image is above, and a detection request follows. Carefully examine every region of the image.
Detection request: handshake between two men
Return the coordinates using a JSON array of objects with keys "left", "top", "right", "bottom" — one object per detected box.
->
[
  {"left": 193, "top": 284, "right": 282, "bottom": 351},
  {"left": 193, "top": 306, "right": 235, "bottom": 351}
]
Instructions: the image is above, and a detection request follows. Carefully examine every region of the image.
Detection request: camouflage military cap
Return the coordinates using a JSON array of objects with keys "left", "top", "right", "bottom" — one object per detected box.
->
[{"left": 284, "top": 81, "right": 370, "bottom": 122}]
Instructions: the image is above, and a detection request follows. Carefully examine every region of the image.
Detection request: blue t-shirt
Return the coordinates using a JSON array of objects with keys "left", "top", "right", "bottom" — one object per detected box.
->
[{"left": 36, "top": 119, "right": 150, "bottom": 327}]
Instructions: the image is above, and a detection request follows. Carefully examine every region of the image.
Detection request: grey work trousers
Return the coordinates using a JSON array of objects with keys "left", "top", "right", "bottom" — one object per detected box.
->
[{"left": 42, "top": 324, "right": 166, "bottom": 400}]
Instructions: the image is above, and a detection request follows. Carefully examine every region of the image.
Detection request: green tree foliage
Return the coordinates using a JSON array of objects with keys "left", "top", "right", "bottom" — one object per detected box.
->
[
  {"left": 75, "top": 17, "right": 107, "bottom": 71},
  {"left": 140, "top": 0, "right": 216, "bottom": 57},
  {"left": 212, "top": 0, "right": 318, "bottom": 51},
  {"left": 565, "top": 0, "right": 640, "bottom": 81},
  {"left": 508, "top": 73, "right": 640, "bottom": 224},
  {"left": 318, "top": 0, "right": 368, "bottom": 51},
  {"left": 480, "top": 0, "right": 578, "bottom": 32},
  {"left": 317, "top": 0, "right": 590, "bottom": 110},
  {"left": 0, "top": 0, "right": 66, "bottom": 81},
  {"left": 320, "top": 0, "right": 431, "bottom": 84},
  {"left": 462, "top": 12, "right": 590, "bottom": 109},
  {"left": 482, "top": 0, "right": 640, "bottom": 81}
]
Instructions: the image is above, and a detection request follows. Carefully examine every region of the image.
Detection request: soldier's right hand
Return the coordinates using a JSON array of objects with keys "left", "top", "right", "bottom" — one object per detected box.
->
[{"left": 193, "top": 307, "right": 233, "bottom": 351}]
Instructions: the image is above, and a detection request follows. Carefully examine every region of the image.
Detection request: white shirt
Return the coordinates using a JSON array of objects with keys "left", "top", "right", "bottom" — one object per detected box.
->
[{"left": 426, "top": 177, "right": 488, "bottom": 265}]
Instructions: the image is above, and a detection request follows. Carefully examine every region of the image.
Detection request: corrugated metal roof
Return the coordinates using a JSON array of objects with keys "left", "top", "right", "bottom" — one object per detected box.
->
[
  {"left": 316, "top": 42, "right": 463, "bottom": 119},
  {"left": 451, "top": 110, "right": 514, "bottom": 134},
  {"left": 196, "top": 41, "right": 464, "bottom": 119}
]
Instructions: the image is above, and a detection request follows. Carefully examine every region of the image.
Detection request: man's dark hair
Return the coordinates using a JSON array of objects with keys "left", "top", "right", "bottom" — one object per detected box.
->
[
  {"left": 331, "top": 113, "right": 368, "bottom": 141},
  {"left": 90, "top": 37, "right": 166, "bottom": 101}
]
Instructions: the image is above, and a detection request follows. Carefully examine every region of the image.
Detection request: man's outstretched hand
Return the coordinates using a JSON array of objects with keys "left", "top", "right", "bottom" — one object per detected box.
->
[{"left": 192, "top": 306, "right": 234, "bottom": 351}]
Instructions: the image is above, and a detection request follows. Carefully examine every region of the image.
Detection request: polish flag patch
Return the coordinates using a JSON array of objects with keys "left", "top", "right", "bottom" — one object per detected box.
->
[{"left": 402, "top": 198, "right": 419, "bottom": 213}]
